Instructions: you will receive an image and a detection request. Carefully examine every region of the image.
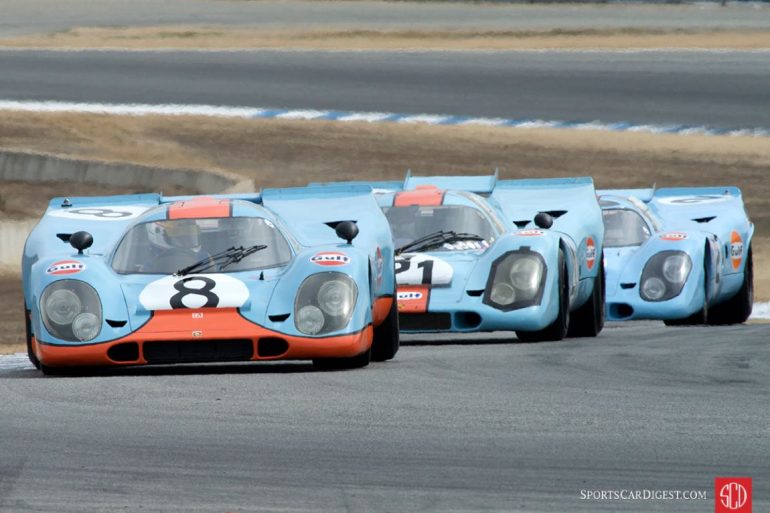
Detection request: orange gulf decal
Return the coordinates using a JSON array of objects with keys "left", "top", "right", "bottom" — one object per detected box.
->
[
  {"left": 372, "top": 296, "right": 394, "bottom": 326},
  {"left": 168, "top": 197, "right": 231, "bottom": 219},
  {"left": 585, "top": 237, "right": 597, "bottom": 270},
  {"left": 396, "top": 286, "right": 430, "bottom": 313},
  {"left": 660, "top": 232, "right": 688, "bottom": 241},
  {"left": 394, "top": 185, "right": 444, "bottom": 207},
  {"left": 36, "top": 308, "right": 373, "bottom": 367},
  {"left": 730, "top": 231, "right": 744, "bottom": 270}
]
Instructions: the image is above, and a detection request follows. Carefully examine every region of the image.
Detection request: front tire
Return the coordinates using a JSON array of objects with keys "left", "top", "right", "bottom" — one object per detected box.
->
[
  {"left": 371, "top": 295, "right": 399, "bottom": 362},
  {"left": 567, "top": 258, "right": 605, "bottom": 338},
  {"left": 707, "top": 245, "right": 753, "bottom": 325},
  {"left": 516, "top": 250, "right": 569, "bottom": 342},
  {"left": 24, "top": 307, "right": 40, "bottom": 369}
]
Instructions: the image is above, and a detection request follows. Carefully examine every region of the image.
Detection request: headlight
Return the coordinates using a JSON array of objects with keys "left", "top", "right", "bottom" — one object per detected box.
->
[
  {"left": 295, "top": 273, "right": 358, "bottom": 335},
  {"left": 640, "top": 251, "right": 692, "bottom": 302},
  {"left": 484, "top": 250, "right": 546, "bottom": 311},
  {"left": 40, "top": 280, "right": 102, "bottom": 342}
]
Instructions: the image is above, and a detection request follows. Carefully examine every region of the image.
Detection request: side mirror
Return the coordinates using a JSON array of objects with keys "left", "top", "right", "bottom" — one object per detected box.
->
[
  {"left": 335, "top": 221, "right": 359, "bottom": 245},
  {"left": 70, "top": 231, "right": 94, "bottom": 255},
  {"left": 534, "top": 213, "right": 554, "bottom": 229}
]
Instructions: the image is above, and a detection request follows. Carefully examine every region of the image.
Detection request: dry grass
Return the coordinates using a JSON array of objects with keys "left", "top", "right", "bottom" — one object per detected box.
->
[
  {"left": 1, "top": 111, "right": 769, "bottom": 349},
  {"left": 2, "top": 26, "right": 770, "bottom": 50}
]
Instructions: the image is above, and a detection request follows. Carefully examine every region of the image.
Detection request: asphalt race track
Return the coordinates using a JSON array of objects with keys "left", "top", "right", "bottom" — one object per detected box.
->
[
  {"left": 0, "top": 323, "right": 768, "bottom": 512},
  {"left": 1, "top": 50, "right": 769, "bottom": 129}
]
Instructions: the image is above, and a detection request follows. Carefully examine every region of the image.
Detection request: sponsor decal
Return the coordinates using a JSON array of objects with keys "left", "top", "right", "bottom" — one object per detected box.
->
[
  {"left": 46, "top": 260, "right": 86, "bottom": 275},
  {"left": 48, "top": 205, "right": 149, "bottom": 221},
  {"left": 517, "top": 229, "right": 545, "bottom": 237},
  {"left": 192, "top": 331, "right": 203, "bottom": 338},
  {"left": 730, "top": 231, "right": 744, "bottom": 270},
  {"left": 395, "top": 254, "right": 453, "bottom": 286},
  {"left": 192, "top": 312, "right": 204, "bottom": 319},
  {"left": 442, "top": 240, "right": 490, "bottom": 251},
  {"left": 311, "top": 252, "right": 350, "bottom": 266},
  {"left": 139, "top": 274, "right": 250, "bottom": 310},
  {"left": 397, "top": 286, "right": 430, "bottom": 313},
  {"left": 657, "top": 195, "right": 729, "bottom": 205},
  {"left": 660, "top": 232, "right": 688, "bottom": 241},
  {"left": 374, "top": 246, "right": 384, "bottom": 287},
  {"left": 715, "top": 477, "right": 751, "bottom": 513},
  {"left": 585, "top": 237, "right": 597, "bottom": 270}
]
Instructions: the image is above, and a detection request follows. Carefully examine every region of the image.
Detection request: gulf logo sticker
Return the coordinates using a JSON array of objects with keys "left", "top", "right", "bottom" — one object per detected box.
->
[
  {"left": 660, "top": 232, "right": 688, "bottom": 241},
  {"left": 517, "top": 230, "right": 545, "bottom": 237},
  {"left": 46, "top": 260, "right": 86, "bottom": 275},
  {"left": 397, "top": 291, "right": 423, "bottom": 301},
  {"left": 585, "top": 237, "right": 597, "bottom": 270},
  {"left": 730, "top": 231, "right": 744, "bottom": 270},
  {"left": 311, "top": 252, "right": 350, "bottom": 266}
]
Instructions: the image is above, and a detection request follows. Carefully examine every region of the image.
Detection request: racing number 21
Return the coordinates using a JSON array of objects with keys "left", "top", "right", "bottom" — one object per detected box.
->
[{"left": 396, "top": 258, "right": 434, "bottom": 284}]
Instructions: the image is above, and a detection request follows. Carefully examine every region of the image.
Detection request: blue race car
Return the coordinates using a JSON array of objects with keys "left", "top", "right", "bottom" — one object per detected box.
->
[
  {"left": 599, "top": 187, "right": 754, "bottom": 325},
  {"left": 22, "top": 185, "right": 398, "bottom": 374},
  {"left": 349, "top": 173, "right": 606, "bottom": 341}
]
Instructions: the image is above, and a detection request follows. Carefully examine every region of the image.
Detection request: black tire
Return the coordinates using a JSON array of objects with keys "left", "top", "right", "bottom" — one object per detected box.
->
[
  {"left": 664, "top": 256, "right": 710, "bottom": 327},
  {"left": 313, "top": 348, "right": 371, "bottom": 371},
  {"left": 24, "top": 307, "right": 40, "bottom": 369},
  {"left": 707, "top": 245, "right": 753, "bottom": 325},
  {"left": 371, "top": 295, "right": 400, "bottom": 362},
  {"left": 516, "top": 251, "right": 569, "bottom": 342},
  {"left": 567, "top": 258, "right": 605, "bottom": 338}
]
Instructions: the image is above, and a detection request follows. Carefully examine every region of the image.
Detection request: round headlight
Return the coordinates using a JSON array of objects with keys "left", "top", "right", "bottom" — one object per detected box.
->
[
  {"left": 297, "top": 305, "right": 325, "bottom": 335},
  {"left": 510, "top": 256, "right": 542, "bottom": 291},
  {"left": 317, "top": 280, "right": 355, "bottom": 317},
  {"left": 662, "top": 253, "right": 691, "bottom": 284},
  {"left": 490, "top": 283, "right": 516, "bottom": 305},
  {"left": 641, "top": 277, "right": 666, "bottom": 301},
  {"left": 44, "top": 289, "right": 82, "bottom": 325},
  {"left": 72, "top": 312, "right": 100, "bottom": 342}
]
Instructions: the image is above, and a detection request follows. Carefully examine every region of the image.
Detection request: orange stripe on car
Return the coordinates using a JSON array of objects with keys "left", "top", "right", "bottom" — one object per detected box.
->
[
  {"left": 168, "top": 197, "right": 231, "bottom": 219},
  {"left": 394, "top": 185, "right": 444, "bottom": 207},
  {"left": 372, "top": 296, "right": 393, "bottom": 326}
]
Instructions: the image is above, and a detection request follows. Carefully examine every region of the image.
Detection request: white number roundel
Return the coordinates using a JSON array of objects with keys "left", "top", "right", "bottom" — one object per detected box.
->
[
  {"left": 139, "top": 274, "right": 249, "bottom": 311},
  {"left": 48, "top": 205, "right": 150, "bottom": 221}
]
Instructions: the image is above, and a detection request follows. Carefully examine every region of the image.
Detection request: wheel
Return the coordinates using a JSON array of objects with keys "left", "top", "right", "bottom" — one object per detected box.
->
[
  {"left": 567, "top": 258, "right": 605, "bottom": 338},
  {"left": 24, "top": 307, "right": 40, "bottom": 369},
  {"left": 707, "top": 245, "right": 753, "bottom": 325},
  {"left": 313, "top": 348, "right": 371, "bottom": 370},
  {"left": 664, "top": 255, "right": 709, "bottom": 326},
  {"left": 371, "top": 295, "right": 399, "bottom": 362},
  {"left": 516, "top": 250, "right": 569, "bottom": 342}
]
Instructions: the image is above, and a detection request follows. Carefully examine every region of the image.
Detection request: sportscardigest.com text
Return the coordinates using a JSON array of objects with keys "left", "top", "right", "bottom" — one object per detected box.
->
[{"left": 580, "top": 489, "right": 709, "bottom": 501}]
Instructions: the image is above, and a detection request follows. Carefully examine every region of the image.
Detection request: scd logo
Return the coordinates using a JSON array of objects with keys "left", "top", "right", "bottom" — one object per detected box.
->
[{"left": 715, "top": 477, "right": 751, "bottom": 513}]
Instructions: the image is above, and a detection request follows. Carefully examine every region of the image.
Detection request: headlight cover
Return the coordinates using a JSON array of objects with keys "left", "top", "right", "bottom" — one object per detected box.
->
[
  {"left": 640, "top": 251, "right": 692, "bottom": 302},
  {"left": 295, "top": 272, "right": 358, "bottom": 335},
  {"left": 484, "top": 250, "right": 547, "bottom": 311},
  {"left": 40, "top": 280, "right": 102, "bottom": 341}
]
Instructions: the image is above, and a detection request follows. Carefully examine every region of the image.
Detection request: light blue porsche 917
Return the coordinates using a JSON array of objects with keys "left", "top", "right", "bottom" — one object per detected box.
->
[
  {"left": 22, "top": 185, "right": 398, "bottom": 374},
  {"left": 322, "top": 173, "right": 606, "bottom": 341},
  {"left": 600, "top": 187, "right": 753, "bottom": 325}
]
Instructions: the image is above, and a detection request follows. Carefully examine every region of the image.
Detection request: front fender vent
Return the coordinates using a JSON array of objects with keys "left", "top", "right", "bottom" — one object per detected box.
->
[
  {"left": 106, "top": 319, "right": 127, "bottom": 328},
  {"left": 268, "top": 313, "right": 290, "bottom": 322}
]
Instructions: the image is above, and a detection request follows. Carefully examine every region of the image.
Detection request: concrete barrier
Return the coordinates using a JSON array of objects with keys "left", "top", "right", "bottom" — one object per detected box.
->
[
  {"left": 0, "top": 150, "right": 256, "bottom": 269},
  {"left": 0, "top": 150, "right": 254, "bottom": 194}
]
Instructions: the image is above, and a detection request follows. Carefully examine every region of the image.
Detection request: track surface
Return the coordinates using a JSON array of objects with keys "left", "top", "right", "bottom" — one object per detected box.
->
[
  {"left": 1, "top": 323, "right": 768, "bottom": 512},
  {"left": 2, "top": 1, "right": 770, "bottom": 38},
  {"left": 1, "top": 50, "right": 769, "bottom": 129}
]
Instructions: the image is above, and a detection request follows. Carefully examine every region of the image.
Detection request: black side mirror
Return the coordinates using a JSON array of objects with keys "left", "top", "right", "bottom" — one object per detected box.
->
[
  {"left": 534, "top": 213, "right": 554, "bottom": 229},
  {"left": 70, "top": 231, "right": 94, "bottom": 255},
  {"left": 335, "top": 221, "right": 359, "bottom": 245}
]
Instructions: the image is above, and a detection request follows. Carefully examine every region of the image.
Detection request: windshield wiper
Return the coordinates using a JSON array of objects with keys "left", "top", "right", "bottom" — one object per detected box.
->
[
  {"left": 175, "top": 244, "right": 267, "bottom": 276},
  {"left": 396, "top": 230, "right": 484, "bottom": 255}
]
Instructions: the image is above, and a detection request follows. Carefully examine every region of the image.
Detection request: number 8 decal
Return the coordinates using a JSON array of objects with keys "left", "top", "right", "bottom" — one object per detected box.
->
[{"left": 139, "top": 274, "right": 249, "bottom": 311}]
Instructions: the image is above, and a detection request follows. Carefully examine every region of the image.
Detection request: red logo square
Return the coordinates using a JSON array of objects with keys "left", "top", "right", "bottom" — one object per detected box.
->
[{"left": 715, "top": 477, "right": 752, "bottom": 513}]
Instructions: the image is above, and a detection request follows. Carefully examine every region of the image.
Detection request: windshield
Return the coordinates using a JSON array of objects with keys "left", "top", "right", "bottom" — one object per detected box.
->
[
  {"left": 384, "top": 205, "right": 496, "bottom": 251},
  {"left": 112, "top": 217, "right": 292, "bottom": 274},
  {"left": 602, "top": 209, "right": 652, "bottom": 248}
]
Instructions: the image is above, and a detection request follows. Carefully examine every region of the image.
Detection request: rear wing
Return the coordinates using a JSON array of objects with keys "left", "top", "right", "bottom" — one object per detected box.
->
[
  {"left": 261, "top": 184, "right": 391, "bottom": 248},
  {"left": 491, "top": 178, "right": 602, "bottom": 239},
  {"left": 647, "top": 187, "right": 752, "bottom": 236}
]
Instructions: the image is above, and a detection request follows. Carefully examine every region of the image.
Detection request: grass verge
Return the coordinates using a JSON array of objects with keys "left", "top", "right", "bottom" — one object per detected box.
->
[{"left": 1, "top": 26, "right": 769, "bottom": 50}]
